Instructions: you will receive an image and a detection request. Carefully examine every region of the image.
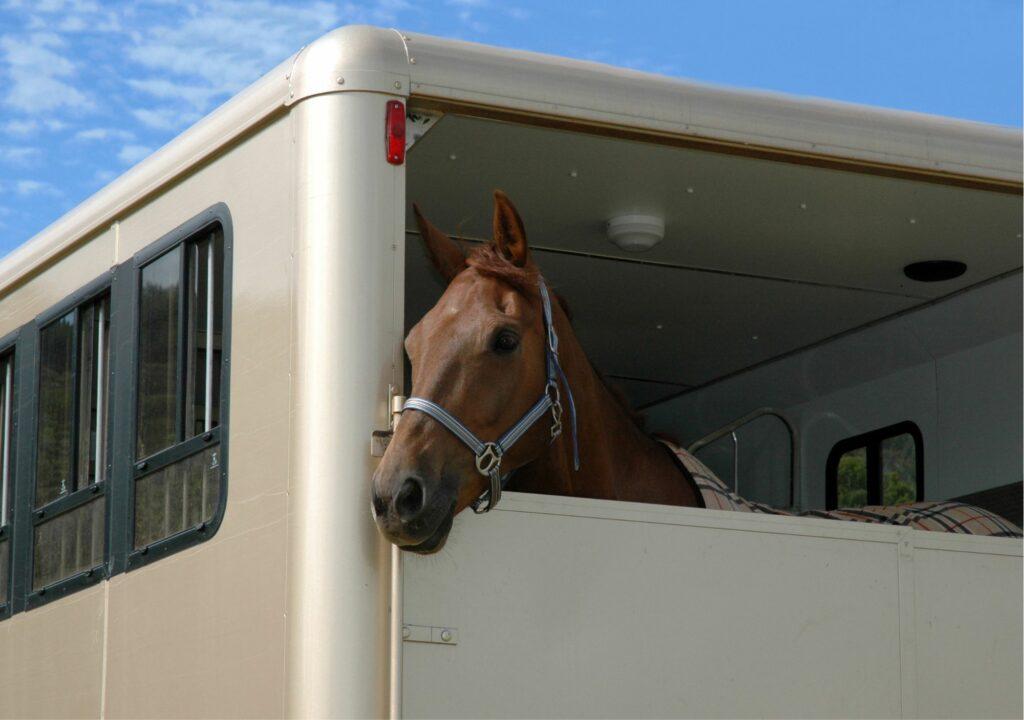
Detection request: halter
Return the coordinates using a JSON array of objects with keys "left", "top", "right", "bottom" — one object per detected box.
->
[{"left": 403, "top": 278, "right": 579, "bottom": 513}]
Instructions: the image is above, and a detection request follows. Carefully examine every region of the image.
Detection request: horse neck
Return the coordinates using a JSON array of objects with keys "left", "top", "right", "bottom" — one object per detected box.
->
[{"left": 514, "top": 306, "right": 701, "bottom": 507}]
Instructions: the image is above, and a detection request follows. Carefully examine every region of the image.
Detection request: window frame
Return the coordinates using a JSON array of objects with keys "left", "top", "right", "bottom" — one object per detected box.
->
[
  {"left": 0, "top": 330, "right": 19, "bottom": 620},
  {"left": 22, "top": 272, "right": 114, "bottom": 609},
  {"left": 826, "top": 421, "right": 924, "bottom": 510},
  {"left": 0, "top": 203, "right": 232, "bottom": 616},
  {"left": 124, "top": 204, "right": 232, "bottom": 572}
]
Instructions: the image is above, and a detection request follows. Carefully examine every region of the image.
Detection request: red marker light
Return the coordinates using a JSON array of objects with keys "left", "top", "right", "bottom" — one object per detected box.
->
[{"left": 386, "top": 100, "right": 406, "bottom": 165}]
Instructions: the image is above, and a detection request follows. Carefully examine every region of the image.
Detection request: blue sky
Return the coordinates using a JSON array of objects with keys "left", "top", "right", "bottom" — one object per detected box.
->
[{"left": 1, "top": 0, "right": 1021, "bottom": 257}]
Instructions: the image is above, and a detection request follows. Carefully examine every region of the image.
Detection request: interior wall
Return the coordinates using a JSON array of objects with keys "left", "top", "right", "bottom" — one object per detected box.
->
[{"left": 646, "top": 273, "right": 1022, "bottom": 509}]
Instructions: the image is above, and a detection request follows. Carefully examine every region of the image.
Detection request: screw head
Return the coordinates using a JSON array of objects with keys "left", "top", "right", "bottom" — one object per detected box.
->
[
  {"left": 440, "top": 629, "right": 453, "bottom": 642},
  {"left": 336, "top": 76, "right": 345, "bottom": 85},
  {"left": 394, "top": 80, "right": 402, "bottom": 89}
]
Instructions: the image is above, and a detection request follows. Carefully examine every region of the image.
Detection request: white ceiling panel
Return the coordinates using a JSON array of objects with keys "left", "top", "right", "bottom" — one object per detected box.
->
[{"left": 408, "top": 115, "right": 1022, "bottom": 299}]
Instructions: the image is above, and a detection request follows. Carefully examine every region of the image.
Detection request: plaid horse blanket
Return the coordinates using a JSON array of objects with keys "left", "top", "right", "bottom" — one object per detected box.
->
[{"left": 668, "top": 443, "right": 1022, "bottom": 538}]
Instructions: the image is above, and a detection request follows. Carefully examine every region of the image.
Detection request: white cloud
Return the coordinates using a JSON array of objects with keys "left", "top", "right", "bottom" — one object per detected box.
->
[
  {"left": 14, "top": 179, "right": 61, "bottom": 197},
  {"left": 2, "top": 118, "right": 37, "bottom": 135},
  {"left": 0, "top": 145, "right": 41, "bottom": 164},
  {"left": 0, "top": 32, "right": 92, "bottom": 112},
  {"left": 131, "top": 107, "right": 196, "bottom": 131},
  {"left": 118, "top": 144, "right": 152, "bottom": 164},
  {"left": 75, "top": 127, "right": 135, "bottom": 141},
  {"left": 127, "top": 78, "right": 218, "bottom": 111},
  {"left": 126, "top": 0, "right": 346, "bottom": 111}
]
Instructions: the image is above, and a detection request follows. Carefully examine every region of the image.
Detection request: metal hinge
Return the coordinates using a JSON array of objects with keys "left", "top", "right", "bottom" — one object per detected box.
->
[
  {"left": 402, "top": 624, "right": 458, "bottom": 645},
  {"left": 371, "top": 387, "right": 406, "bottom": 457}
]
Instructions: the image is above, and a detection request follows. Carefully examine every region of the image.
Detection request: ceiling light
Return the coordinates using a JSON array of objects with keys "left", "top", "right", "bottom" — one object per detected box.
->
[
  {"left": 607, "top": 214, "right": 664, "bottom": 252},
  {"left": 903, "top": 260, "right": 966, "bottom": 282}
]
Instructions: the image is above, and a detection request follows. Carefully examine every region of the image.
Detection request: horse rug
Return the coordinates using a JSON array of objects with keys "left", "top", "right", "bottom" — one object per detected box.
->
[{"left": 667, "top": 443, "right": 1022, "bottom": 538}]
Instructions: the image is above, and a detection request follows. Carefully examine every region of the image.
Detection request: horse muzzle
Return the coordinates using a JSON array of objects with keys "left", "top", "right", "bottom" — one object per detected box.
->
[{"left": 371, "top": 467, "right": 457, "bottom": 553}]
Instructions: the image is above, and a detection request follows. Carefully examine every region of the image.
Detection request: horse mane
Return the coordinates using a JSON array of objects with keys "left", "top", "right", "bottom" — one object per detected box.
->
[{"left": 466, "top": 243, "right": 647, "bottom": 433}]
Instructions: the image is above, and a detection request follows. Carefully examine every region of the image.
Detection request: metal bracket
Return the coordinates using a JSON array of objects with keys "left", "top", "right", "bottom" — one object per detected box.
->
[
  {"left": 371, "top": 386, "right": 407, "bottom": 457},
  {"left": 406, "top": 110, "right": 441, "bottom": 150},
  {"left": 402, "top": 624, "right": 458, "bottom": 645}
]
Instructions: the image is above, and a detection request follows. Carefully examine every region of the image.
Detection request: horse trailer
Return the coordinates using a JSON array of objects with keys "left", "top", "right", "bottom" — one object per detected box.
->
[{"left": 0, "top": 25, "right": 1020, "bottom": 718}]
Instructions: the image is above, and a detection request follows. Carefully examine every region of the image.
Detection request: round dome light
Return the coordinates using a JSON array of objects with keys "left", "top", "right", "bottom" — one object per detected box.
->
[
  {"left": 903, "top": 260, "right": 966, "bottom": 282},
  {"left": 607, "top": 214, "right": 664, "bottom": 252}
]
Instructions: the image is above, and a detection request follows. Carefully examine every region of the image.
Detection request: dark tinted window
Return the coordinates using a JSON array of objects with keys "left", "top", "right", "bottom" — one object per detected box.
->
[
  {"left": 135, "top": 228, "right": 224, "bottom": 551},
  {"left": 137, "top": 247, "right": 181, "bottom": 459}
]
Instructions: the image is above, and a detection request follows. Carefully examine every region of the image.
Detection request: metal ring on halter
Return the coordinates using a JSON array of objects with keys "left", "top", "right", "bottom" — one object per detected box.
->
[{"left": 474, "top": 442, "right": 503, "bottom": 477}]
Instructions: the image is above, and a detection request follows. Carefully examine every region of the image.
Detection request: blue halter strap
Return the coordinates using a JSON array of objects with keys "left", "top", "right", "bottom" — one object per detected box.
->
[{"left": 403, "top": 277, "right": 579, "bottom": 513}]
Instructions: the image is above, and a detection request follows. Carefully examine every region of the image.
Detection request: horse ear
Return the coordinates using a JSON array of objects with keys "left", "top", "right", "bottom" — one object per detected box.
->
[
  {"left": 492, "top": 190, "right": 530, "bottom": 268},
  {"left": 413, "top": 203, "right": 466, "bottom": 284}
]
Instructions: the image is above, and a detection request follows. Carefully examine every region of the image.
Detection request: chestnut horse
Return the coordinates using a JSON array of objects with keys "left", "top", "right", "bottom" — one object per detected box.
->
[{"left": 371, "top": 191, "right": 701, "bottom": 553}]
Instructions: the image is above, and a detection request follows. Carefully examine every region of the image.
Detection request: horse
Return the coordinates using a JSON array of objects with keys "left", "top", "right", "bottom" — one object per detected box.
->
[{"left": 371, "top": 192, "right": 1021, "bottom": 553}]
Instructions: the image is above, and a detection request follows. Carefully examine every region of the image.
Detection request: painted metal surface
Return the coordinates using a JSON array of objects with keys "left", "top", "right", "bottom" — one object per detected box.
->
[
  {"left": 0, "top": 114, "right": 294, "bottom": 719},
  {"left": 402, "top": 492, "right": 1023, "bottom": 719},
  {"left": 287, "top": 89, "right": 405, "bottom": 718}
]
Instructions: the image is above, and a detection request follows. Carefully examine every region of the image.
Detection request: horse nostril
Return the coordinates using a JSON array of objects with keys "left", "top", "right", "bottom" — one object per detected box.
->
[
  {"left": 395, "top": 477, "right": 426, "bottom": 521},
  {"left": 372, "top": 491, "right": 388, "bottom": 518}
]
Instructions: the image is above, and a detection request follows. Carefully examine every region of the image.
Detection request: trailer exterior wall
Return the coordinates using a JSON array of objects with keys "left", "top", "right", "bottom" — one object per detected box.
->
[
  {"left": 287, "top": 87, "right": 405, "bottom": 718},
  {"left": 0, "top": 112, "right": 295, "bottom": 717},
  {"left": 402, "top": 494, "right": 1022, "bottom": 719}
]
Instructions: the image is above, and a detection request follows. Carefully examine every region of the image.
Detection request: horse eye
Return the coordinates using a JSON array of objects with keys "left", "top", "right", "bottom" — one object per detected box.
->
[{"left": 492, "top": 330, "right": 519, "bottom": 354}]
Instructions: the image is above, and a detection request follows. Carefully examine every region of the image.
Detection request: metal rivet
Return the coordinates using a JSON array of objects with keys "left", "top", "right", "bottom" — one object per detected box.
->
[
  {"left": 402, "top": 626, "right": 411, "bottom": 639},
  {"left": 655, "top": 324, "right": 664, "bottom": 330},
  {"left": 909, "top": 218, "right": 917, "bottom": 224},
  {"left": 448, "top": 153, "right": 457, "bottom": 161},
  {"left": 394, "top": 81, "right": 402, "bottom": 89},
  {"left": 440, "top": 629, "right": 453, "bottom": 642},
  {"left": 203, "top": 432, "right": 213, "bottom": 442},
  {"left": 336, "top": 76, "right": 345, "bottom": 85},
  {"left": 37, "top": 510, "right": 44, "bottom": 519},
  {"left": 137, "top": 461, "right": 147, "bottom": 471},
  {"left": 91, "top": 484, "right": 100, "bottom": 494},
  {"left": 685, "top": 187, "right": 694, "bottom": 194},
  {"left": 409, "top": 57, "right": 416, "bottom": 64},
  {"left": 569, "top": 169, "right": 578, "bottom": 178},
  {"left": 799, "top": 202, "right": 808, "bottom": 210}
]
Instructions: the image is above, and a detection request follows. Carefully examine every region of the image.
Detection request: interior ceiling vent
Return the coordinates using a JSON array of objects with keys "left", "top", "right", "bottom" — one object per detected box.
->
[{"left": 903, "top": 260, "right": 967, "bottom": 282}]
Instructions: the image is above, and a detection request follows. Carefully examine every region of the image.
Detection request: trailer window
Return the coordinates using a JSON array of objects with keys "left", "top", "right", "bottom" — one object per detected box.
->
[
  {"left": 133, "top": 227, "right": 225, "bottom": 555},
  {"left": 826, "top": 422, "right": 923, "bottom": 510},
  {"left": 33, "top": 293, "right": 110, "bottom": 591},
  {"left": 1, "top": 350, "right": 14, "bottom": 610}
]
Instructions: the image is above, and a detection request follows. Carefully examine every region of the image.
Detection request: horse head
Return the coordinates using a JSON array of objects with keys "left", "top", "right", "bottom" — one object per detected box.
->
[{"left": 372, "top": 191, "right": 571, "bottom": 553}]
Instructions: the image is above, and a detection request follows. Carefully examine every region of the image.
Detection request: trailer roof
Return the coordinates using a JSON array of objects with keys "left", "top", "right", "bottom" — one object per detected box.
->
[{"left": 1, "top": 24, "right": 1020, "bottom": 293}]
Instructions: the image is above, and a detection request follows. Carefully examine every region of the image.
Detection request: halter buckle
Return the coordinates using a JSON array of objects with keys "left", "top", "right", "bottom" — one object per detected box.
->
[
  {"left": 546, "top": 382, "right": 563, "bottom": 440},
  {"left": 474, "top": 442, "right": 503, "bottom": 477}
]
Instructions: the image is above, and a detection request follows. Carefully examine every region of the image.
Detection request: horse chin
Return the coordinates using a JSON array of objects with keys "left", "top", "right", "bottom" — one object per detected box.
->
[{"left": 402, "top": 508, "right": 455, "bottom": 555}]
